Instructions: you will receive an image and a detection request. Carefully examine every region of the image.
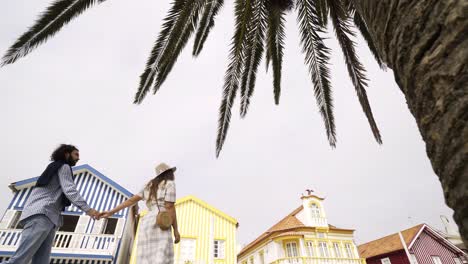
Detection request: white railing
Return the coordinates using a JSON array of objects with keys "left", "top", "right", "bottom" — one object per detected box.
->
[
  {"left": 310, "top": 217, "right": 328, "bottom": 227},
  {"left": 273, "top": 257, "right": 366, "bottom": 264},
  {"left": 0, "top": 229, "right": 119, "bottom": 255}
]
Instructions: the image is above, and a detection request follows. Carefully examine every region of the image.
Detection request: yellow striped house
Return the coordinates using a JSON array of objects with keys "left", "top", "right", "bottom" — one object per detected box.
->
[
  {"left": 130, "top": 195, "right": 238, "bottom": 264},
  {"left": 238, "top": 191, "right": 365, "bottom": 264}
]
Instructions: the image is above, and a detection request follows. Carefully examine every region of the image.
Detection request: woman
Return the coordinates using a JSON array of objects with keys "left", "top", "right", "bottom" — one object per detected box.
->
[{"left": 100, "top": 163, "right": 180, "bottom": 264}]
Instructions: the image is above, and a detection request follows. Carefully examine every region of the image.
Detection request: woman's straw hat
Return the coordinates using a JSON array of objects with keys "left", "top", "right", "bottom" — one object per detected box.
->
[{"left": 155, "top": 162, "right": 176, "bottom": 177}]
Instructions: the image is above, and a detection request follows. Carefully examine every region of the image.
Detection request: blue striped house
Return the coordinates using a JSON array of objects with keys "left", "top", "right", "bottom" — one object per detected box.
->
[{"left": 0, "top": 164, "right": 137, "bottom": 264}]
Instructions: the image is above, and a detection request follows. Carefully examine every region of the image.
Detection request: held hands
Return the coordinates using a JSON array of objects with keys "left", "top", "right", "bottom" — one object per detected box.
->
[
  {"left": 98, "top": 211, "right": 114, "bottom": 220},
  {"left": 86, "top": 209, "right": 100, "bottom": 220},
  {"left": 86, "top": 209, "right": 115, "bottom": 220}
]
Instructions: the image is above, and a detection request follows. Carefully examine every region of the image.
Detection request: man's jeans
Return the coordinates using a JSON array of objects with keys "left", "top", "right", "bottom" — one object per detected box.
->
[{"left": 3, "top": 215, "right": 57, "bottom": 264}]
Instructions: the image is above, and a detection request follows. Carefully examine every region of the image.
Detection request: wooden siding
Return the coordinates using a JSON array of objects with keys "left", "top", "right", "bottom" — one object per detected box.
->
[{"left": 411, "top": 230, "right": 464, "bottom": 264}]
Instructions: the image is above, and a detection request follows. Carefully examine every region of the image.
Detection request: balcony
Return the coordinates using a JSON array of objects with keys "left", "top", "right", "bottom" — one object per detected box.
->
[
  {"left": 0, "top": 229, "right": 119, "bottom": 256},
  {"left": 273, "top": 257, "right": 366, "bottom": 264}
]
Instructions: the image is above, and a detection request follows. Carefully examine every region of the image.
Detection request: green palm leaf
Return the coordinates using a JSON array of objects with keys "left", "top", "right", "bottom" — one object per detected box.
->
[
  {"left": 353, "top": 11, "right": 386, "bottom": 69},
  {"left": 265, "top": 4, "right": 286, "bottom": 104},
  {"left": 327, "top": 0, "right": 382, "bottom": 143},
  {"left": 239, "top": 0, "right": 268, "bottom": 117},
  {"left": 153, "top": 0, "right": 205, "bottom": 90},
  {"left": 316, "top": 0, "right": 329, "bottom": 27},
  {"left": 193, "top": 0, "right": 224, "bottom": 56},
  {"left": 296, "top": 0, "right": 336, "bottom": 146},
  {"left": 1, "top": 0, "right": 107, "bottom": 66},
  {"left": 216, "top": 0, "right": 253, "bottom": 157},
  {"left": 134, "top": 0, "right": 185, "bottom": 104}
]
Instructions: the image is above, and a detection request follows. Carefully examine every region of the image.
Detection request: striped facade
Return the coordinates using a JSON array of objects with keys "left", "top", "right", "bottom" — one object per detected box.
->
[
  {"left": 411, "top": 230, "right": 465, "bottom": 264},
  {"left": 130, "top": 195, "right": 238, "bottom": 264},
  {"left": 0, "top": 164, "right": 136, "bottom": 264},
  {"left": 7, "top": 166, "right": 129, "bottom": 217},
  {"left": 360, "top": 224, "right": 468, "bottom": 264},
  {"left": 0, "top": 257, "right": 113, "bottom": 264}
]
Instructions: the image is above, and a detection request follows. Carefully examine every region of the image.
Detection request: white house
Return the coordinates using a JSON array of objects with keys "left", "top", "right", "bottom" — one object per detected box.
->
[
  {"left": 238, "top": 191, "right": 365, "bottom": 264},
  {"left": 0, "top": 164, "right": 137, "bottom": 264}
]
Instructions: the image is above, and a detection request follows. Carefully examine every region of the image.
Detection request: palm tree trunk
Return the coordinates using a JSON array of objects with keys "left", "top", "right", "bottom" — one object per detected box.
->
[{"left": 353, "top": 0, "right": 467, "bottom": 245}]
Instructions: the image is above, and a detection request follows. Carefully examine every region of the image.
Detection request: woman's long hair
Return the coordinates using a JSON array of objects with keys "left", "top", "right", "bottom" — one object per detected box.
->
[{"left": 146, "top": 170, "right": 175, "bottom": 205}]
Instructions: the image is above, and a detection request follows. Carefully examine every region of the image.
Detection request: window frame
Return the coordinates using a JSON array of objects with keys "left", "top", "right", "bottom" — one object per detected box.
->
[
  {"left": 9, "top": 211, "right": 23, "bottom": 229},
  {"left": 344, "top": 243, "right": 355, "bottom": 258},
  {"left": 305, "top": 240, "right": 315, "bottom": 257},
  {"left": 284, "top": 241, "right": 299, "bottom": 258},
  {"left": 431, "top": 256, "right": 442, "bottom": 264},
  {"left": 380, "top": 257, "right": 391, "bottom": 264},
  {"left": 318, "top": 241, "right": 330, "bottom": 258},
  {"left": 213, "top": 239, "right": 226, "bottom": 259},
  {"left": 333, "top": 242, "right": 342, "bottom": 258}
]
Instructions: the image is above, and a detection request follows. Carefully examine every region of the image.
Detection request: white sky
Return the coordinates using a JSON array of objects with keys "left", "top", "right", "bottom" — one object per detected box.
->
[{"left": 0, "top": 0, "right": 458, "bottom": 247}]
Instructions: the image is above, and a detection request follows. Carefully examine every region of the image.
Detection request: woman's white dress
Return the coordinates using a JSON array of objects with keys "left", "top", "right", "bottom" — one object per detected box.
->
[{"left": 136, "top": 180, "right": 176, "bottom": 264}]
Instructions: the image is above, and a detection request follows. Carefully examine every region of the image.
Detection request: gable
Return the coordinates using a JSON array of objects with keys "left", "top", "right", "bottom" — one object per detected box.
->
[
  {"left": 8, "top": 164, "right": 132, "bottom": 217},
  {"left": 358, "top": 224, "right": 423, "bottom": 259},
  {"left": 176, "top": 195, "right": 238, "bottom": 226},
  {"left": 410, "top": 225, "right": 468, "bottom": 256}
]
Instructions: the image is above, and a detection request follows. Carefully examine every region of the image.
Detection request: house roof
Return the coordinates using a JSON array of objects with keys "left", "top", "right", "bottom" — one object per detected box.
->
[
  {"left": 358, "top": 224, "right": 424, "bottom": 259},
  {"left": 9, "top": 164, "right": 133, "bottom": 197},
  {"left": 238, "top": 205, "right": 354, "bottom": 258},
  {"left": 138, "top": 195, "right": 238, "bottom": 227},
  {"left": 176, "top": 195, "right": 238, "bottom": 226},
  {"left": 358, "top": 224, "right": 468, "bottom": 259}
]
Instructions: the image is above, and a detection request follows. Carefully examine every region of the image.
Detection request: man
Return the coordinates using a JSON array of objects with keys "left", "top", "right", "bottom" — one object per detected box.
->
[{"left": 2, "top": 144, "right": 100, "bottom": 264}]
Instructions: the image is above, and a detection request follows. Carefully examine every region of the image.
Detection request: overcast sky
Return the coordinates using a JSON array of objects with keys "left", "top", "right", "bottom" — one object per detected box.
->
[{"left": 0, "top": 0, "right": 459, "bottom": 247}]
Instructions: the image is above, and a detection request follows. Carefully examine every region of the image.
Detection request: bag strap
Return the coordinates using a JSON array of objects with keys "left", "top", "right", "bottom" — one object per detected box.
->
[{"left": 155, "top": 181, "right": 168, "bottom": 213}]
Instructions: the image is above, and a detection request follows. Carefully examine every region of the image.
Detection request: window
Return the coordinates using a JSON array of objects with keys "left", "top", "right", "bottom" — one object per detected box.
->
[
  {"left": 318, "top": 242, "right": 330, "bottom": 257},
  {"left": 410, "top": 254, "right": 419, "bottom": 264},
  {"left": 453, "top": 258, "right": 462, "bottom": 264},
  {"left": 214, "top": 240, "right": 225, "bottom": 259},
  {"left": 344, "top": 243, "right": 354, "bottom": 258},
  {"left": 381, "top": 257, "right": 391, "bottom": 264},
  {"left": 431, "top": 256, "right": 442, "bottom": 264},
  {"left": 306, "top": 241, "right": 315, "bottom": 257},
  {"left": 333, "top": 243, "right": 342, "bottom": 258},
  {"left": 259, "top": 251, "right": 265, "bottom": 264},
  {"left": 285, "top": 242, "right": 299, "bottom": 257},
  {"left": 249, "top": 257, "right": 254, "bottom": 264},
  {"left": 58, "top": 215, "right": 79, "bottom": 232},
  {"left": 179, "top": 238, "right": 196, "bottom": 262},
  {"left": 311, "top": 204, "right": 321, "bottom": 218},
  {"left": 9, "top": 211, "right": 24, "bottom": 229},
  {"left": 103, "top": 218, "right": 118, "bottom": 234}
]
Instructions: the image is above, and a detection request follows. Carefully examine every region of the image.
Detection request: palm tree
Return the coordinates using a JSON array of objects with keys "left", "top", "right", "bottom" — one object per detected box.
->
[
  {"left": 1, "top": 0, "right": 466, "bottom": 244},
  {"left": 0, "top": 0, "right": 382, "bottom": 156}
]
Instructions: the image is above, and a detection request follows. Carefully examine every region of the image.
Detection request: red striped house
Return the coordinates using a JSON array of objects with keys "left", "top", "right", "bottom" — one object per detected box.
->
[{"left": 358, "top": 224, "right": 467, "bottom": 264}]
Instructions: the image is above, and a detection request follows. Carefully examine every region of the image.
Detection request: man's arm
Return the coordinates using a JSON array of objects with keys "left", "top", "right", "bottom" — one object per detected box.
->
[{"left": 58, "top": 165, "right": 96, "bottom": 217}]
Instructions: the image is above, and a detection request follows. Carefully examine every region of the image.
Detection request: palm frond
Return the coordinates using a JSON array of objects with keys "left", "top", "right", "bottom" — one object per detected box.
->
[
  {"left": 193, "top": 0, "right": 224, "bottom": 56},
  {"left": 134, "top": 0, "right": 185, "bottom": 104},
  {"left": 153, "top": 0, "right": 205, "bottom": 90},
  {"left": 327, "top": 0, "right": 382, "bottom": 143},
  {"left": 1, "top": 0, "right": 106, "bottom": 66},
  {"left": 265, "top": 4, "right": 286, "bottom": 104},
  {"left": 239, "top": 0, "right": 268, "bottom": 117},
  {"left": 296, "top": 0, "right": 336, "bottom": 147},
  {"left": 341, "top": 0, "right": 355, "bottom": 13},
  {"left": 353, "top": 11, "right": 386, "bottom": 69},
  {"left": 316, "top": 0, "right": 329, "bottom": 27},
  {"left": 216, "top": 0, "right": 253, "bottom": 157}
]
